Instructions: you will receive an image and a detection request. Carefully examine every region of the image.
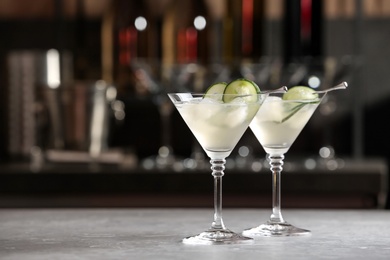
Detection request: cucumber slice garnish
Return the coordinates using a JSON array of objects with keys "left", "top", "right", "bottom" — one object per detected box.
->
[
  {"left": 281, "top": 86, "right": 319, "bottom": 122},
  {"left": 283, "top": 86, "right": 318, "bottom": 100},
  {"left": 223, "top": 78, "right": 260, "bottom": 103},
  {"left": 204, "top": 82, "right": 227, "bottom": 101}
]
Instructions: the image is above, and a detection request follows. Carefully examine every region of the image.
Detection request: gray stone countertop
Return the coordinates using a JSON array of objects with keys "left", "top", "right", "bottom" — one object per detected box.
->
[{"left": 0, "top": 208, "right": 390, "bottom": 259}]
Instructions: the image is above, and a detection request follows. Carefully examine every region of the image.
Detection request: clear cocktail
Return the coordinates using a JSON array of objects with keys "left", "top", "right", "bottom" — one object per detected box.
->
[
  {"left": 169, "top": 79, "right": 268, "bottom": 244},
  {"left": 244, "top": 83, "right": 347, "bottom": 237},
  {"left": 176, "top": 96, "right": 260, "bottom": 159},
  {"left": 250, "top": 96, "right": 320, "bottom": 155}
]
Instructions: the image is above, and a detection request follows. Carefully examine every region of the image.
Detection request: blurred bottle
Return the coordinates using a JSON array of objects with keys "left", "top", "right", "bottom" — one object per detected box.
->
[
  {"left": 174, "top": 0, "right": 208, "bottom": 64},
  {"left": 282, "top": 0, "right": 324, "bottom": 64},
  {"left": 241, "top": 0, "right": 264, "bottom": 60},
  {"left": 222, "top": 0, "right": 241, "bottom": 63},
  {"left": 218, "top": 0, "right": 265, "bottom": 64}
]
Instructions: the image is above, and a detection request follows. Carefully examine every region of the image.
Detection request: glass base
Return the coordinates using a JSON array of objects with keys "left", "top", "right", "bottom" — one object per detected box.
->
[
  {"left": 182, "top": 228, "right": 253, "bottom": 245},
  {"left": 242, "top": 222, "right": 311, "bottom": 237}
]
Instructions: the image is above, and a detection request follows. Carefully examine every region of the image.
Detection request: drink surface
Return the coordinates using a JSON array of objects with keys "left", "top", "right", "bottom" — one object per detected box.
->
[
  {"left": 175, "top": 97, "right": 260, "bottom": 159},
  {"left": 250, "top": 97, "right": 320, "bottom": 155}
]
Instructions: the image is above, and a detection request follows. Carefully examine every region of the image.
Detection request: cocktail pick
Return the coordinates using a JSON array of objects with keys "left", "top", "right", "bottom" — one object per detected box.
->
[
  {"left": 262, "top": 86, "right": 288, "bottom": 94},
  {"left": 315, "top": 81, "right": 348, "bottom": 94}
]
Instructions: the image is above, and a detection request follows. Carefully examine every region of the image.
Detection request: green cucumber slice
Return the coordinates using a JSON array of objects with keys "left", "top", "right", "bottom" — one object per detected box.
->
[
  {"left": 283, "top": 86, "right": 318, "bottom": 100},
  {"left": 204, "top": 82, "right": 227, "bottom": 101},
  {"left": 281, "top": 86, "right": 319, "bottom": 122},
  {"left": 223, "top": 78, "right": 260, "bottom": 103}
]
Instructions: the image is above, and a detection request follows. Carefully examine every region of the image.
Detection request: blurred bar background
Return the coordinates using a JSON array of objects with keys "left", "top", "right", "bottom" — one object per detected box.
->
[{"left": 0, "top": 0, "right": 388, "bottom": 209}]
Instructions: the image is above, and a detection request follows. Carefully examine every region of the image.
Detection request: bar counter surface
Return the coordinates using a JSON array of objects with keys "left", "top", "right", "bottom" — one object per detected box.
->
[{"left": 0, "top": 208, "right": 389, "bottom": 259}]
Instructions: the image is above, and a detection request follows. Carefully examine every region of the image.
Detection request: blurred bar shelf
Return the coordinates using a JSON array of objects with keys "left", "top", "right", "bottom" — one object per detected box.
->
[{"left": 0, "top": 158, "right": 387, "bottom": 209}]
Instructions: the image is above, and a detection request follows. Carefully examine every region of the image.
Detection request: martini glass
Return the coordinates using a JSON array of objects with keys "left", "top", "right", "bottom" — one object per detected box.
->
[
  {"left": 243, "top": 83, "right": 347, "bottom": 237},
  {"left": 168, "top": 92, "right": 267, "bottom": 244}
]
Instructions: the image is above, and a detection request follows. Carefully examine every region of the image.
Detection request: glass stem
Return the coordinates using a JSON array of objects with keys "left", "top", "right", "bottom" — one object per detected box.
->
[
  {"left": 210, "top": 158, "right": 226, "bottom": 230},
  {"left": 267, "top": 153, "right": 285, "bottom": 224}
]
